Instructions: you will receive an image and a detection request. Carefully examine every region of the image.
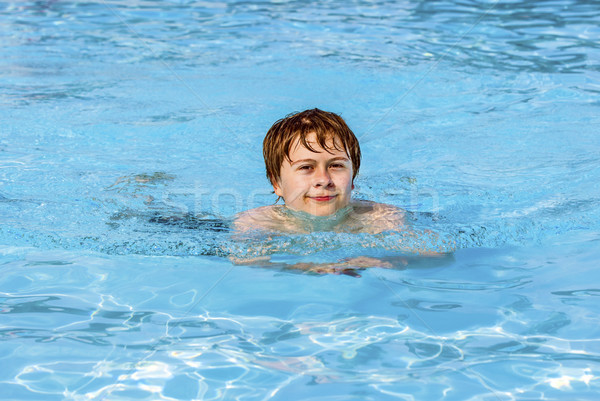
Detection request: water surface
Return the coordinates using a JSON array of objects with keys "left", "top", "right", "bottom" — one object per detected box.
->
[{"left": 1, "top": 0, "right": 599, "bottom": 399}]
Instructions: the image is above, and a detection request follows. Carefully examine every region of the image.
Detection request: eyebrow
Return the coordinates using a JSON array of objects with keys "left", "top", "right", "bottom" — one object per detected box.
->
[{"left": 290, "top": 157, "right": 349, "bottom": 166}]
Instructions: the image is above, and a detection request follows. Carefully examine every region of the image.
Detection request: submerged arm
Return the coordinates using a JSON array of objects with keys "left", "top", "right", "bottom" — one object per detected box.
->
[{"left": 228, "top": 255, "right": 392, "bottom": 277}]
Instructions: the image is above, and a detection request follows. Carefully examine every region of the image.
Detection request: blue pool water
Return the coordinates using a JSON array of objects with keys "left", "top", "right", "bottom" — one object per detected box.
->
[{"left": 1, "top": 0, "right": 600, "bottom": 399}]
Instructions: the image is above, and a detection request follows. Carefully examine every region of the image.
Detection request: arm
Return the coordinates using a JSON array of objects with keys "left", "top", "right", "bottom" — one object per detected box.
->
[{"left": 229, "top": 255, "right": 392, "bottom": 277}]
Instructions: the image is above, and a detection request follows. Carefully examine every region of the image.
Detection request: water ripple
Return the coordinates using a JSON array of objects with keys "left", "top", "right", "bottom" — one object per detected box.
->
[
  {"left": 3, "top": 306, "right": 598, "bottom": 399},
  {"left": 2, "top": 0, "right": 598, "bottom": 73}
]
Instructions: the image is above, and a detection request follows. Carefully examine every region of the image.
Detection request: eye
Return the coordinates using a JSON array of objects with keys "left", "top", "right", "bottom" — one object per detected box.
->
[
  {"left": 298, "top": 165, "right": 313, "bottom": 171},
  {"left": 329, "top": 163, "right": 345, "bottom": 169}
]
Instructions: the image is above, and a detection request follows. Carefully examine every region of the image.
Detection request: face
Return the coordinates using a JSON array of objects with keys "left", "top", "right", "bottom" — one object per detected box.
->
[{"left": 273, "top": 133, "right": 354, "bottom": 216}]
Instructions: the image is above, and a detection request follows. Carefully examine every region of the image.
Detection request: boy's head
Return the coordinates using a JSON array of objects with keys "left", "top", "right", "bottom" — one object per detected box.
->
[{"left": 263, "top": 109, "right": 361, "bottom": 216}]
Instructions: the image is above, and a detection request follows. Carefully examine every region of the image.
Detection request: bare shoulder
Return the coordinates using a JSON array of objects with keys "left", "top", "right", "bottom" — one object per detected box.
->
[
  {"left": 351, "top": 200, "right": 403, "bottom": 213},
  {"left": 349, "top": 200, "right": 406, "bottom": 233},
  {"left": 351, "top": 200, "right": 405, "bottom": 218},
  {"left": 233, "top": 205, "right": 278, "bottom": 233}
]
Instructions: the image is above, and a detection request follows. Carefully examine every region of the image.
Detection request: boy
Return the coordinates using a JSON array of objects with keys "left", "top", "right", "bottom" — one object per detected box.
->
[
  {"left": 234, "top": 108, "right": 405, "bottom": 235},
  {"left": 231, "top": 109, "right": 434, "bottom": 274}
]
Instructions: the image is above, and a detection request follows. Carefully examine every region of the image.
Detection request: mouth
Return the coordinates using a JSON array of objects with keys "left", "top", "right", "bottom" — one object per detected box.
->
[{"left": 308, "top": 195, "right": 337, "bottom": 202}]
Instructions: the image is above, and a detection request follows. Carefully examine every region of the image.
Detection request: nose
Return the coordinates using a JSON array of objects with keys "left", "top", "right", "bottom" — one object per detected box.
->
[{"left": 313, "top": 167, "right": 333, "bottom": 187}]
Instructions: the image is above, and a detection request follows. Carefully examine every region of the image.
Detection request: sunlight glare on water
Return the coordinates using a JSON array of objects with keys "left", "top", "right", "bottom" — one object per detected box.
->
[{"left": 1, "top": 0, "right": 600, "bottom": 399}]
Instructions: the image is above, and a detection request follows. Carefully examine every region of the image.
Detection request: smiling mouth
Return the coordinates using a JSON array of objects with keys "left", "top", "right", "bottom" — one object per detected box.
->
[{"left": 309, "top": 195, "right": 337, "bottom": 202}]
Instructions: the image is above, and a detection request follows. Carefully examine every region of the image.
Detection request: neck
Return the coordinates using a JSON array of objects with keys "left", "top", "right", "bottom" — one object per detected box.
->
[{"left": 281, "top": 205, "right": 353, "bottom": 231}]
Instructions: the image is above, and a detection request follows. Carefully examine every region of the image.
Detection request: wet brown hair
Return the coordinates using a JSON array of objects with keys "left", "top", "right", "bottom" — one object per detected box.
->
[{"left": 263, "top": 108, "right": 361, "bottom": 186}]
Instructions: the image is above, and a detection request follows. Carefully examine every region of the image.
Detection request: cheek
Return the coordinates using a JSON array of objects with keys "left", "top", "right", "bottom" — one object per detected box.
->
[
  {"left": 282, "top": 176, "right": 309, "bottom": 194},
  {"left": 336, "top": 173, "right": 353, "bottom": 188}
]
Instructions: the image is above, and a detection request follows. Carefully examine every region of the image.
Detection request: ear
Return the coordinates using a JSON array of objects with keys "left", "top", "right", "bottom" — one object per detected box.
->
[{"left": 272, "top": 180, "right": 284, "bottom": 198}]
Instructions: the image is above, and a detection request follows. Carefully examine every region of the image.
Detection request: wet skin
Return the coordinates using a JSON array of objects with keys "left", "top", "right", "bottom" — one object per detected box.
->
[{"left": 273, "top": 133, "right": 354, "bottom": 217}]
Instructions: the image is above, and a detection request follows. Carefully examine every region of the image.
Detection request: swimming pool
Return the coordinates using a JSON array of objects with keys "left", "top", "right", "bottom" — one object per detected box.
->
[{"left": 1, "top": 0, "right": 599, "bottom": 399}]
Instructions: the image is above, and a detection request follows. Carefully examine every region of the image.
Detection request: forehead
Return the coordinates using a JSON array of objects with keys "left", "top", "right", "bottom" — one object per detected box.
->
[{"left": 288, "top": 132, "right": 346, "bottom": 156}]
